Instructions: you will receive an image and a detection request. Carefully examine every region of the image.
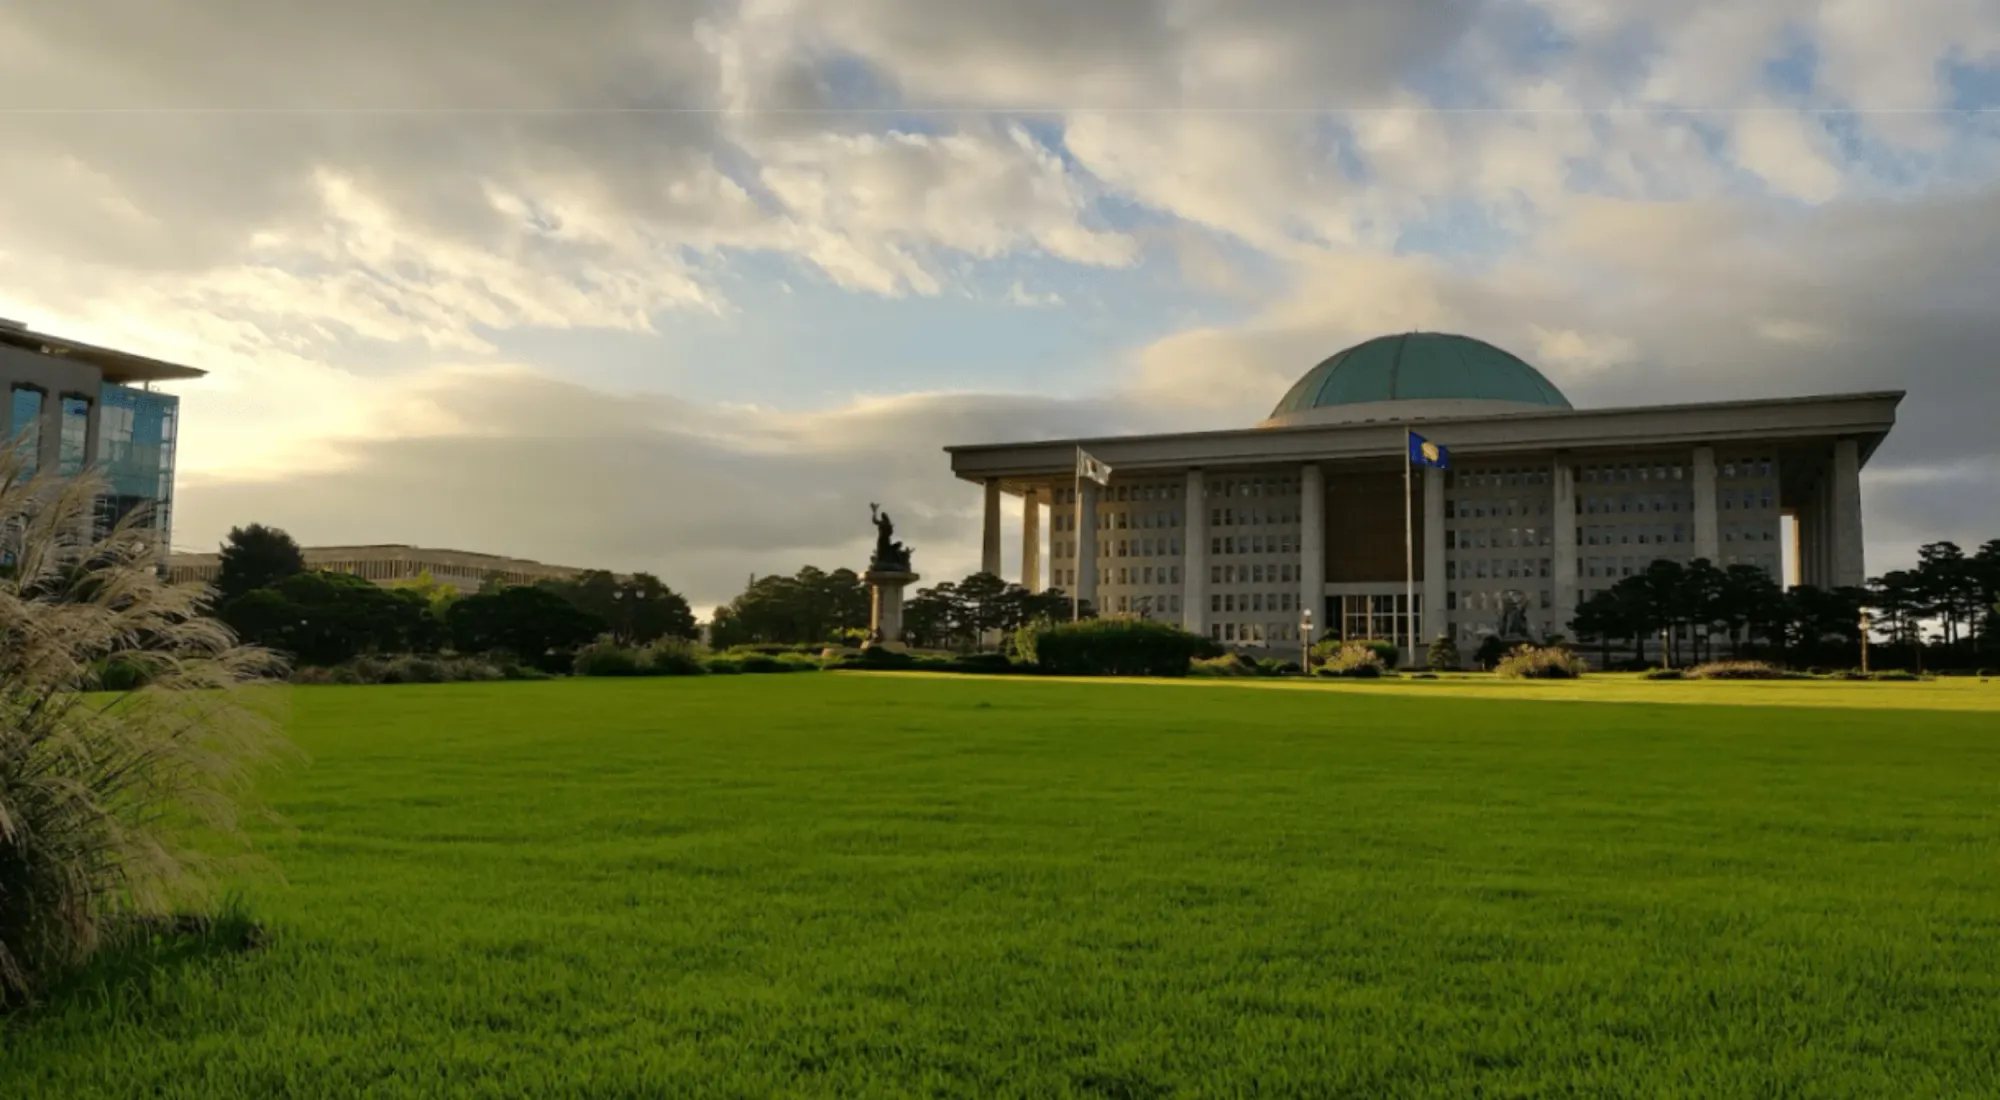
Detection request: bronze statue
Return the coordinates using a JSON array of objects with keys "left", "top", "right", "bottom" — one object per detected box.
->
[{"left": 869, "top": 502, "right": 912, "bottom": 572}]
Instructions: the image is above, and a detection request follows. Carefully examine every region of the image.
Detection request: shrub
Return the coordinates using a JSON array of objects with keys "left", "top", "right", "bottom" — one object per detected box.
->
[
  {"left": 93, "top": 656, "right": 153, "bottom": 693},
  {"left": 834, "top": 646, "right": 917, "bottom": 671},
  {"left": 703, "top": 656, "right": 745, "bottom": 675},
  {"left": 1494, "top": 644, "right": 1587, "bottom": 679},
  {"left": 1687, "top": 660, "right": 1804, "bottom": 681},
  {"left": 1314, "top": 637, "right": 1399, "bottom": 668},
  {"left": 1316, "top": 643, "right": 1386, "bottom": 678},
  {"left": 736, "top": 653, "right": 787, "bottom": 674},
  {"left": 1257, "top": 658, "right": 1299, "bottom": 677},
  {"left": 1871, "top": 670, "right": 1922, "bottom": 682},
  {"left": 1, "top": 456, "right": 292, "bottom": 1003},
  {"left": 1475, "top": 635, "right": 1514, "bottom": 670},
  {"left": 1425, "top": 634, "right": 1461, "bottom": 672},
  {"left": 1028, "top": 619, "right": 1213, "bottom": 678},
  {"left": 573, "top": 641, "right": 644, "bottom": 678},
  {"left": 1190, "top": 655, "right": 1255, "bottom": 678},
  {"left": 775, "top": 653, "right": 824, "bottom": 673},
  {"left": 1410, "top": 672, "right": 1439, "bottom": 680},
  {"left": 1643, "top": 668, "right": 1686, "bottom": 681},
  {"left": 640, "top": 638, "right": 707, "bottom": 676},
  {"left": 946, "top": 652, "right": 1015, "bottom": 675}
]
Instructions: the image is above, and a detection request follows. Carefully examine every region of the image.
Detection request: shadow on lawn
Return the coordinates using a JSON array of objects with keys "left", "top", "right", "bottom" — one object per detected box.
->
[{"left": 3, "top": 893, "right": 268, "bottom": 1022}]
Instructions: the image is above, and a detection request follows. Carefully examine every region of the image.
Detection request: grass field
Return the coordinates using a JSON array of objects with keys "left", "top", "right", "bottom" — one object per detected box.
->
[{"left": 5, "top": 674, "right": 1999, "bottom": 1098}]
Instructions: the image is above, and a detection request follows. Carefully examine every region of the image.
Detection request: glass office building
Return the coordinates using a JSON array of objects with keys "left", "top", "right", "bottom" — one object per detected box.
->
[{"left": 2, "top": 320, "right": 203, "bottom": 571}]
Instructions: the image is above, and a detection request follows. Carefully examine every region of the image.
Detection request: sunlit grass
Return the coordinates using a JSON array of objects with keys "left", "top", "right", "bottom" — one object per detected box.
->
[{"left": 5, "top": 674, "right": 1998, "bottom": 1098}]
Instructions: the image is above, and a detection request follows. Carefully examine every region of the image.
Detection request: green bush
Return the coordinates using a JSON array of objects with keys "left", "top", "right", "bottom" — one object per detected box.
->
[
  {"left": 1190, "top": 655, "right": 1255, "bottom": 678},
  {"left": 1028, "top": 619, "right": 1214, "bottom": 678},
  {"left": 292, "top": 655, "right": 503, "bottom": 685},
  {"left": 94, "top": 656, "right": 154, "bottom": 692},
  {"left": 1314, "top": 637, "right": 1399, "bottom": 668},
  {"left": 1687, "top": 660, "right": 1804, "bottom": 681},
  {"left": 946, "top": 652, "right": 1015, "bottom": 675},
  {"left": 703, "top": 656, "right": 745, "bottom": 675},
  {"left": 776, "top": 653, "right": 824, "bottom": 673},
  {"left": 1316, "top": 644, "right": 1386, "bottom": 678},
  {"left": 640, "top": 638, "right": 708, "bottom": 676},
  {"left": 1257, "top": 658, "right": 1299, "bottom": 677},
  {"left": 1871, "top": 670, "right": 1922, "bottom": 682},
  {"left": 1494, "top": 644, "right": 1587, "bottom": 680},
  {"left": 1643, "top": 668, "right": 1686, "bottom": 681},
  {"left": 573, "top": 641, "right": 644, "bottom": 677},
  {"left": 1474, "top": 635, "right": 1513, "bottom": 670},
  {"left": 1425, "top": 634, "right": 1461, "bottom": 672},
  {"left": 735, "top": 653, "right": 791, "bottom": 673}
]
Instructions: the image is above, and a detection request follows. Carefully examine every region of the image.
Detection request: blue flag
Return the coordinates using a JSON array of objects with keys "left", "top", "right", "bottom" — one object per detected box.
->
[{"left": 1408, "top": 431, "right": 1449, "bottom": 469}]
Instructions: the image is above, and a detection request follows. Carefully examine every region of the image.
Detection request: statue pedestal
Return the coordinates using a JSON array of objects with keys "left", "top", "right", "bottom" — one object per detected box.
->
[{"left": 865, "top": 569, "right": 919, "bottom": 649}]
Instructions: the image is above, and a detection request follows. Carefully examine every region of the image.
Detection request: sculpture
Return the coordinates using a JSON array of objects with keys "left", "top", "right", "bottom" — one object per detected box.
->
[{"left": 869, "top": 502, "right": 913, "bottom": 572}]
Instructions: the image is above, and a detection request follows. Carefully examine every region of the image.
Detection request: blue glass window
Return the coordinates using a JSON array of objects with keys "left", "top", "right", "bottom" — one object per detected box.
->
[
  {"left": 57, "top": 396, "right": 90, "bottom": 476},
  {"left": 8, "top": 386, "right": 42, "bottom": 475},
  {"left": 94, "top": 384, "right": 180, "bottom": 541}
]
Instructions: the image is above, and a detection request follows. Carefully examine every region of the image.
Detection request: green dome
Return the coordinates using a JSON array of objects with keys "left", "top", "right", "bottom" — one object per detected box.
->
[{"left": 1269, "top": 332, "right": 1571, "bottom": 418}]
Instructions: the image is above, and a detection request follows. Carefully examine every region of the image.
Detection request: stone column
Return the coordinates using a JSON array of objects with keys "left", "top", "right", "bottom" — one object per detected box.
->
[
  {"left": 1075, "top": 480, "right": 1099, "bottom": 612},
  {"left": 1299, "top": 463, "right": 1325, "bottom": 637},
  {"left": 1692, "top": 446, "right": 1720, "bottom": 563},
  {"left": 865, "top": 569, "right": 919, "bottom": 649},
  {"left": 1422, "top": 465, "right": 1446, "bottom": 648},
  {"left": 1552, "top": 456, "right": 1578, "bottom": 635},
  {"left": 980, "top": 478, "right": 1003, "bottom": 577},
  {"left": 1020, "top": 487, "right": 1042, "bottom": 593},
  {"left": 1183, "top": 468, "right": 1208, "bottom": 636},
  {"left": 1831, "top": 439, "right": 1863, "bottom": 588}
]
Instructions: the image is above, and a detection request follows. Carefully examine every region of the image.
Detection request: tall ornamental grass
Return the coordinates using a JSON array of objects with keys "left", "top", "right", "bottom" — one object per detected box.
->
[{"left": 0, "top": 450, "right": 290, "bottom": 1004}]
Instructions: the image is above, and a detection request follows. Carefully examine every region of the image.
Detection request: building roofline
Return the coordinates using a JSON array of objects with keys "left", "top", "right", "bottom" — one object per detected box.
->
[
  {"left": 0, "top": 320, "right": 206, "bottom": 384},
  {"left": 942, "top": 389, "right": 1907, "bottom": 455}
]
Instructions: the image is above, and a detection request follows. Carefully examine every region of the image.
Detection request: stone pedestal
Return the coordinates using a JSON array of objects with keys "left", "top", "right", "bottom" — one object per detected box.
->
[{"left": 865, "top": 569, "right": 919, "bottom": 649}]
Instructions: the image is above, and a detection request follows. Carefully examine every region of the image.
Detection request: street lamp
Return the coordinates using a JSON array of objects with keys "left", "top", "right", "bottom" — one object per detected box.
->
[
  {"left": 612, "top": 588, "right": 648, "bottom": 643},
  {"left": 1858, "top": 609, "right": 1872, "bottom": 674},
  {"left": 1300, "top": 607, "right": 1314, "bottom": 675}
]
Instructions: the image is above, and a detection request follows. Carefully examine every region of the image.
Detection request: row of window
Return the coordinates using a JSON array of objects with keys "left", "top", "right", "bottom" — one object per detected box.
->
[
  {"left": 1213, "top": 621, "right": 1304, "bottom": 644},
  {"left": 1448, "top": 528, "right": 1554, "bottom": 550},
  {"left": 1053, "top": 538, "right": 1186, "bottom": 560},
  {"left": 1451, "top": 467, "right": 1552, "bottom": 490},
  {"left": 1060, "top": 509, "right": 1181, "bottom": 532},
  {"left": 1052, "top": 483, "right": 1181, "bottom": 506},
  {"left": 1210, "top": 477, "right": 1298, "bottom": 499},
  {"left": 1446, "top": 558, "right": 1553, "bottom": 581},
  {"left": 1109, "top": 594, "right": 1184, "bottom": 614},
  {"left": 1214, "top": 562, "right": 1297, "bottom": 585},
  {"left": 1208, "top": 507, "right": 1298, "bottom": 528},
  {"left": 1212, "top": 590, "right": 1300, "bottom": 615},
  {"left": 6, "top": 386, "right": 92, "bottom": 477},
  {"left": 1446, "top": 590, "right": 1553, "bottom": 612},
  {"left": 1448, "top": 497, "right": 1552, "bottom": 520}
]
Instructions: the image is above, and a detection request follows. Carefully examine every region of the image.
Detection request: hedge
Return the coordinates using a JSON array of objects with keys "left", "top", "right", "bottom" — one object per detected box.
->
[{"left": 1029, "top": 619, "right": 1216, "bottom": 678}]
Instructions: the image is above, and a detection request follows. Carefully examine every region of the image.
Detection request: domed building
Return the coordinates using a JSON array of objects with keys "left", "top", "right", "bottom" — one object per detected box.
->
[{"left": 946, "top": 332, "right": 1900, "bottom": 664}]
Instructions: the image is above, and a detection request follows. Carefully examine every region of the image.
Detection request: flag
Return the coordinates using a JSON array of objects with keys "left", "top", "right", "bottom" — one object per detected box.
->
[
  {"left": 1408, "top": 431, "right": 1449, "bottom": 469},
  {"left": 1077, "top": 449, "right": 1113, "bottom": 486}
]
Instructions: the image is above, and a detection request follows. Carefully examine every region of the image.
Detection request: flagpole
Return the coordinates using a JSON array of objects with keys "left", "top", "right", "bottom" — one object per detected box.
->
[
  {"left": 1404, "top": 426, "right": 1415, "bottom": 667},
  {"left": 1072, "top": 445, "right": 1082, "bottom": 622}
]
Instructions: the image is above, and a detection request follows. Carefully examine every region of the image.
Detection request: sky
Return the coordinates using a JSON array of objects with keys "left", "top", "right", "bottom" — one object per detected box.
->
[{"left": 2, "top": 0, "right": 1997, "bottom": 613}]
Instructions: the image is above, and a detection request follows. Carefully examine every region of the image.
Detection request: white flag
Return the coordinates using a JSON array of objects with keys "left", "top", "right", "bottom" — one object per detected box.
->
[{"left": 1077, "top": 449, "right": 1112, "bottom": 486}]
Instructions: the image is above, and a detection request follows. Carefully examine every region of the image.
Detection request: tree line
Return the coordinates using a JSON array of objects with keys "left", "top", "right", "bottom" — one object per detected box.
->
[
  {"left": 1571, "top": 539, "right": 2000, "bottom": 669},
  {"left": 706, "top": 565, "right": 1089, "bottom": 650},
  {"left": 210, "top": 525, "right": 697, "bottom": 670}
]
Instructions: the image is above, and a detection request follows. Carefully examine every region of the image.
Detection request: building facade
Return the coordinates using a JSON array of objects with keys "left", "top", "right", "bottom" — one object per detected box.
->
[
  {"left": 2, "top": 319, "right": 201, "bottom": 566},
  {"left": 167, "top": 544, "right": 590, "bottom": 593},
  {"left": 947, "top": 333, "right": 1899, "bottom": 661}
]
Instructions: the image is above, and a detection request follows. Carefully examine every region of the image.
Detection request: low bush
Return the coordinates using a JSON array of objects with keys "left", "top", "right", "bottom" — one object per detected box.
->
[
  {"left": 775, "top": 652, "right": 824, "bottom": 673},
  {"left": 945, "top": 652, "right": 1015, "bottom": 675},
  {"left": 640, "top": 638, "right": 708, "bottom": 676},
  {"left": 1687, "top": 660, "right": 1806, "bottom": 681},
  {"left": 93, "top": 656, "right": 154, "bottom": 692},
  {"left": 1190, "top": 655, "right": 1255, "bottom": 678},
  {"left": 1028, "top": 619, "right": 1214, "bottom": 678},
  {"left": 1871, "top": 670, "right": 1922, "bottom": 682},
  {"left": 1494, "top": 644, "right": 1587, "bottom": 680},
  {"left": 1425, "top": 635, "right": 1461, "bottom": 672},
  {"left": 736, "top": 653, "right": 787, "bottom": 673},
  {"left": 1643, "top": 668, "right": 1686, "bottom": 681},
  {"left": 573, "top": 642, "right": 644, "bottom": 678},
  {"left": 703, "top": 656, "right": 744, "bottom": 675},
  {"left": 292, "top": 655, "right": 504, "bottom": 685},
  {"left": 1258, "top": 658, "right": 1301, "bottom": 677},
  {"left": 1316, "top": 643, "right": 1386, "bottom": 678},
  {"left": 1315, "top": 637, "right": 1399, "bottom": 669}
]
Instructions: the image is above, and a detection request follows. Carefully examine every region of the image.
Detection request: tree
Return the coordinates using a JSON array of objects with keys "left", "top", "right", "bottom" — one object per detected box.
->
[
  {"left": 447, "top": 585, "right": 606, "bottom": 671},
  {"left": 541, "top": 570, "right": 697, "bottom": 645},
  {"left": 220, "top": 571, "right": 436, "bottom": 666},
  {"left": 213, "top": 524, "right": 306, "bottom": 604},
  {"left": 2, "top": 453, "right": 290, "bottom": 1002},
  {"left": 1717, "top": 563, "right": 1783, "bottom": 658},
  {"left": 1426, "top": 633, "right": 1461, "bottom": 671}
]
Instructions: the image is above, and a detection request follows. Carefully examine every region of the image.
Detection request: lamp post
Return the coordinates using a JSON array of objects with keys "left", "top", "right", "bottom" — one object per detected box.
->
[
  {"left": 1858, "top": 609, "right": 1872, "bottom": 675},
  {"left": 1300, "top": 607, "right": 1313, "bottom": 675},
  {"left": 612, "top": 587, "right": 648, "bottom": 644}
]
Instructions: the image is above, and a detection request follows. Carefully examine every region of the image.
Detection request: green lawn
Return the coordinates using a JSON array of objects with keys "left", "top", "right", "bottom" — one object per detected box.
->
[{"left": 6, "top": 674, "right": 2000, "bottom": 1098}]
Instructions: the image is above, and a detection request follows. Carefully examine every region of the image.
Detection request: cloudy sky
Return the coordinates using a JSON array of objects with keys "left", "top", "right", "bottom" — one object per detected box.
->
[{"left": 4, "top": 1, "right": 1997, "bottom": 610}]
